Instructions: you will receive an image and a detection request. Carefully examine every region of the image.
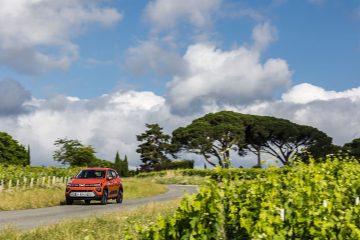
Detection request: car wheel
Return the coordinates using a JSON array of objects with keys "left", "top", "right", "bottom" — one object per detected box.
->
[
  {"left": 84, "top": 200, "right": 91, "bottom": 205},
  {"left": 101, "top": 190, "right": 108, "bottom": 205},
  {"left": 66, "top": 197, "right": 73, "bottom": 205},
  {"left": 116, "top": 189, "right": 123, "bottom": 204}
]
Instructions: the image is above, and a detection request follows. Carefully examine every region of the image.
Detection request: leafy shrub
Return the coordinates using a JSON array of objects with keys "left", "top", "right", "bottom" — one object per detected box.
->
[{"left": 136, "top": 156, "right": 360, "bottom": 239}]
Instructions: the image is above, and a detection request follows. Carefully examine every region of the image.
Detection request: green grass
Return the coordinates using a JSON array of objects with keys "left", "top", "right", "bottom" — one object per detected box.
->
[
  {"left": 0, "top": 178, "right": 167, "bottom": 211},
  {"left": 0, "top": 200, "right": 180, "bottom": 240}
]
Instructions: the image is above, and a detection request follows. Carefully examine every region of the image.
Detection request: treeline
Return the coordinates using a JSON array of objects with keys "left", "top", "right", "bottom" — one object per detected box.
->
[
  {"left": 0, "top": 135, "right": 132, "bottom": 177},
  {"left": 52, "top": 138, "right": 131, "bottom": 176},
  {"left": 1, "top": 110, "right": 360, "bottom": 172},
  {"left": 136, "top": 111, "right": 360, "bottom": 170}
]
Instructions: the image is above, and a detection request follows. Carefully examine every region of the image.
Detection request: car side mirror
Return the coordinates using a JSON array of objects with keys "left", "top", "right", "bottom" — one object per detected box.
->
[{"left": 107, "top": 176, "right": 113, "bottom": 181}]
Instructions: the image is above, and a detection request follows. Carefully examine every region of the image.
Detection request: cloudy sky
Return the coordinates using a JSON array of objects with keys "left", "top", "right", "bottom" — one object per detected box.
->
[{"left": 1, "top": 0, "right": 360, "bottom": 167}]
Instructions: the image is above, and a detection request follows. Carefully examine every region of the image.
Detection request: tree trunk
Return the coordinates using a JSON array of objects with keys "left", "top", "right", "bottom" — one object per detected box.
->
[{"left": 257, "top": 147, "right": 261, "bottom": 168}]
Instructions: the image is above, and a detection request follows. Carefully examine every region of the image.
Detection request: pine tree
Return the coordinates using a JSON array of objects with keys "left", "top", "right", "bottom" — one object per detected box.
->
[{"left": 136, "top": 123, "right": 173, "bottom": 169}]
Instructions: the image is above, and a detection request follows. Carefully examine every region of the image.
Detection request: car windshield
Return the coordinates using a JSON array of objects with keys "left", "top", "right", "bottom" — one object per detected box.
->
[{"left": 76, "top": 170, "right": 105, "bottom": 179}]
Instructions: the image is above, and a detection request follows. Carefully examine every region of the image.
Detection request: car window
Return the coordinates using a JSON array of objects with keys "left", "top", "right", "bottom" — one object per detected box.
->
[
  {"left": 111, "top": 170, "right": 117, "bottom": 178},
  {"left": 76, "top": 170, "right": 105, "bottom": 179}
]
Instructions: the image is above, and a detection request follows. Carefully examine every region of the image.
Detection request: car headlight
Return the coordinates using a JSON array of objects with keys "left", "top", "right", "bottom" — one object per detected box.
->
[{"left": 67, "top": 183, "right": 79, "bottom": 187}]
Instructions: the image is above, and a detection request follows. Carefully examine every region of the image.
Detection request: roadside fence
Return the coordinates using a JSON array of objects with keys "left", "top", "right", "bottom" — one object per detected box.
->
[{"left": 0, "top": 176, "right": 72, "bottom": 191}]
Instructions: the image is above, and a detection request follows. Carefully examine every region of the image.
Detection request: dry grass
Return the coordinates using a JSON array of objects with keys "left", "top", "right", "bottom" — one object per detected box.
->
[
  {"left": 0, "top": 179, "right": 167, "bottom": 211},
  {"left": 0, "top": 186, "right": 65, "bottom": 211},
  {"left": 0, "top": 200, "right": 180, "bottom": 240}
]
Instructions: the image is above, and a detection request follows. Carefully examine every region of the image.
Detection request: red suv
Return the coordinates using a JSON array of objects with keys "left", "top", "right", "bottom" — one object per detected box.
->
[{"left": 65, "top": 168, "right": 123, "bottom": 205}]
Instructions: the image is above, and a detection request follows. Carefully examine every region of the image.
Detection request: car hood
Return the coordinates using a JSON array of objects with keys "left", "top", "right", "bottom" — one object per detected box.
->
[{"left": 69, "top": 179, "right": 104, "bottom": 184}]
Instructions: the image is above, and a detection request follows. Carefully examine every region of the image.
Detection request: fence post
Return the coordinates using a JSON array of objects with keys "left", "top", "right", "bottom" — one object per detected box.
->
[
  {"left": 42, "top": 177, "right": 46, "bottom": 186},
  {"left": 30, "top": 178, "right": 34, "bottom": 188},
  {"left": 23, "top": 177, "right": 27, "bottom": 189},
  {"left": 16, "top": 179, "right": 20, "bottom": 189},
  {"left": 0, "top": 179, "right": 3, "bottom": 192},
  {"left": 8, "top": 179, "right": 12, "bottom": 190}
]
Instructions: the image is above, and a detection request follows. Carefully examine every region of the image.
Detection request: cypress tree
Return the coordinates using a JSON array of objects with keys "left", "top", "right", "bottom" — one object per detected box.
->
[
  {"left": 114, "top": 151, "right": 122, "bottom": 175},
  {"left": 123, "top": 155, "right": 129, "bottom": 177},
  {"left": 27, "top": 145, "right": 31, "bottom": 166}
]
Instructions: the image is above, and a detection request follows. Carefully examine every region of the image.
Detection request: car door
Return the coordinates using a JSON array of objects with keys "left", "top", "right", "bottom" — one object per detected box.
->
[
  {"left": 110, "top": 170, "right": 120, "bottom": 195},
  {"left": 106, "top": 170, "right": 116, "bottom": 197}
]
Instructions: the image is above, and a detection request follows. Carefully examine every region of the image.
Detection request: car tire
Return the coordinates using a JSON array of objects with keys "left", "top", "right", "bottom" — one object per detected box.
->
[
  {"left": 84, "top": 200, "right": 91, "bottom": 205},
  {"left": 101, "top": 190, "right": 108, "bottom": 205},
  {"left": 66, "top": 197, "right": 73, "bottom": 205},
  {"left": 116, "top": 189, "right": 123, "bottom": 204}
]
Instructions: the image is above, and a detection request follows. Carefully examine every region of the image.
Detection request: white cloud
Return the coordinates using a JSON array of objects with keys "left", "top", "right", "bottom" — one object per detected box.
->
[
  {"left": 0, "top": 0, "right": 122, "bottom": 74},
  {"left": 238, "top": 84, "right": 360, "bottom": 145},
  {"left": 252, "top": 22, "right": 278, "bottom": 51},
  {"left": 0, "top": 88, "right": 195, "bottom": 167},
  {"left": 124, "top": 41, "right": 187, "bottom": 77},
  {"left": 145, "top": 0, "right": 222, "bottom": 31},
  {"left": 282, "top": 83, "right": 360, "bottom": 104},
  {"left": 0, "top": 79, "right": 31, "bottom": 115},
  {"left": 167, "top": 23, "right": 291, "bottom": 114}
]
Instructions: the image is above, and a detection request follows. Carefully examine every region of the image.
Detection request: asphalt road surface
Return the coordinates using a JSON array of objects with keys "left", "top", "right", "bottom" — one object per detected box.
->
[{"left": 0, "top": 185, "right": 197, "bottom": 230}]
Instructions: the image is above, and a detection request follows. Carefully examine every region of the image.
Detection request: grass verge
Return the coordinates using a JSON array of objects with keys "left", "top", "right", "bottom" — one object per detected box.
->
[
  {"left": 0, "top": 178, "right": 167, "bottom": 211},
  {"left": 0, "top": 200, "right": 180, "bottom": 240}
]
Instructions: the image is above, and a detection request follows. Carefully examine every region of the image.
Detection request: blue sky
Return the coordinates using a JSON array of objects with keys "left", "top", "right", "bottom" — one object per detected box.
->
[
  {"left": 1, "top": 0, "right": 360, "bottom": 167},
  {"left": 4, "top": 0, "right": 360, "bottom": 98}
]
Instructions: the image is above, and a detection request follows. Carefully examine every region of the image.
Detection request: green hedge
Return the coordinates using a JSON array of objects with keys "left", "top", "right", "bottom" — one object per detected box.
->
[{"left": 135, "top": 167, "right": 273, "bottom": 180}]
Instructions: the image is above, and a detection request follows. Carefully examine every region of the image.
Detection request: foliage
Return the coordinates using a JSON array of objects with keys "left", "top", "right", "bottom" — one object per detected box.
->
[
  {"left": 53, "top": 138, "right": 97, "bottom": 167},
  {"left": 0, "top": 132, "right": 29, "bottom": 166},
  {"left": 136, "top": 124, "right": 175, "bottom": 170},
  {"left": 89, "top": 158, "right": 114, "bottom": 168},
  {"left": 244, "top": 115, "right": 334, "bottom": 166},
  {"left": 172, "top": 111, "right": 334, "bottom": 168},
  {"left": 343, "top": 138, "right": 360, "bottom": 158},
  {"left": 136, "top": 168, "right": 267, "bottom": 182},
  {"left": 172, "top": 111, "right": 245, "bottom": 168},
  {"left": 137, "top": 155, "right": 360, "bottom": 239}
]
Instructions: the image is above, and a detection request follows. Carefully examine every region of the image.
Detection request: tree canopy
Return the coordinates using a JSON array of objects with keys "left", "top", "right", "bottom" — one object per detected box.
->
[
  {"left": 53, "top": 138, "right": 97, "bottom": 167},
  {"left": 136, "top": 123, "right": 174, "bottom": 170},
  {"left": 172, "top": 111, "right": 334, "bottom": 168},
  {"left": 0, "top": 132, "right": 28, "bottom": 166},
  {"left": 343, "top": 138, "right": 360, "bottom": 158},
  {"left": 172, "top": 111, "right": 245, "bottom": 168}
]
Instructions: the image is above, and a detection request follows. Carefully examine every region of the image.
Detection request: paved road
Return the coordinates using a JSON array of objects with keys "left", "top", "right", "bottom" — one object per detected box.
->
[{"left": 0, "top": 185, "right": 197, "bottom": 230}]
